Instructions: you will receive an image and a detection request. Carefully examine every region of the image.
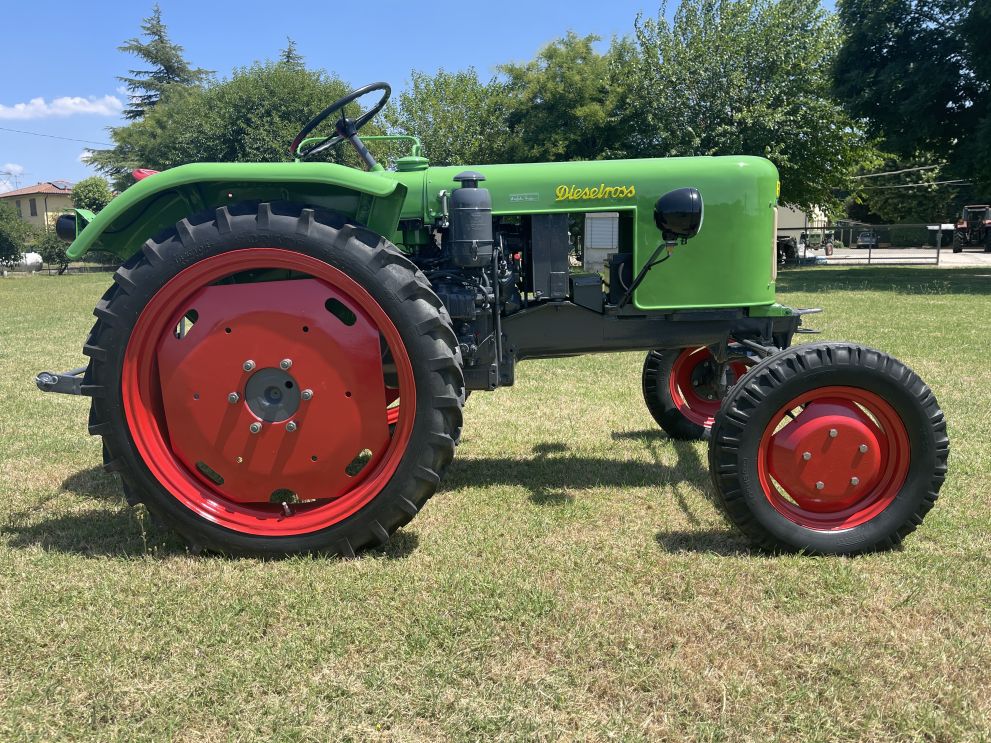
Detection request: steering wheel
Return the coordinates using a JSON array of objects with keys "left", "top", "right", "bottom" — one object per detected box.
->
[{"left": 289, "top": 82, "right": 391, "bottom": 167}]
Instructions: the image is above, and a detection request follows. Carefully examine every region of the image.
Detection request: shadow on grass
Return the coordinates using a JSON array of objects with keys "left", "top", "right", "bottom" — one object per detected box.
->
[
  {"left": 608, "top": 432, "right": 754, "bottom": 554},
  {"left": 3, "top": 507, "right": 188, "bottom": 558},
  {"left": 654, "top": 529, "right": 752, "bottom": 556},
  {"left": 16, "top": 433, "right": 746, "bottom": 558},
  {"left": 447, "top": 432, "right": 750, "bottom": 554},
  {"left": 61, "top": 465, "right": 125, "bottom": 501},
  {"left": 446, "top": 436, "right": 710, "bottom": 502},
  {"left": 4, "top": 465, "right": 420, "bottom": 561},
  {"left": 776, "top": 266, "right": 991, "bottom": 295}
]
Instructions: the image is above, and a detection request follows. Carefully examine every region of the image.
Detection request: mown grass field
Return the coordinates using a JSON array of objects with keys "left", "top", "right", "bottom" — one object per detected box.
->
[{"left": 1, "top": 266, "right": 989, "bottom": 741}]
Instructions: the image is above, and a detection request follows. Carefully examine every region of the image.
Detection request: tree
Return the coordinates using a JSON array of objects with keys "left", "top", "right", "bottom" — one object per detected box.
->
[
  {"left": 0, "top": 202, "right": 33, "bottom": 268},
  {"left": 88, "top": 63, "right": 373, "bottom": 189},
  {"left": 497, "top": 33, "right": 634, "bottom": 163},
  {"left": 849, "top": 157, "right": 973, "bottom": 224},
  {"left": 119, "top": 4, "right": 211, "bottom": 119},
  {"left": 625, "top": 0, "right": 872, "bottom": 213},
  {"left": 834, "top": 0, "right": 990, "bottom": 192},
  {"left": 72, "top": 176, "right": 113, "bottom": 213},
  {"left": 386, "top": 68, "right": 508, "bottom": 165},
  {"left": 36, "top": 230, "right": 71, "bottom": 275},
  {"left": 387, "top": 36, "right": 634, "bottom": 167},
  {"left": 279, "top": 37, "right": 305, "bottom": 70}
]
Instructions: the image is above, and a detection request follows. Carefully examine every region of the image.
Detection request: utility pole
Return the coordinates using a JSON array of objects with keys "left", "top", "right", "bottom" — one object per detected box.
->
[{"left": 0, "top": 170, "right": 23, "bottom": 190}]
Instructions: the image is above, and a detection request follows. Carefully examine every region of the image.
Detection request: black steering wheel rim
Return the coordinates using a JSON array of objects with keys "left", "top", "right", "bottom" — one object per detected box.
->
[{"left": 290, "top": 82, "right": 391, "bottom": 160}]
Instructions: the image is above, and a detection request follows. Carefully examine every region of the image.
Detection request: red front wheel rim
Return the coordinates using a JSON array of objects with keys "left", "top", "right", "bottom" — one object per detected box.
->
[
  {"left": 669, "top": 347, "right": 750, "bottom": 427},
  {"left": 121, "top": 248, "right": 416, "bottom": 536},
  {"left": 756, "top": 386, "right": 910, "bottom": 530}
]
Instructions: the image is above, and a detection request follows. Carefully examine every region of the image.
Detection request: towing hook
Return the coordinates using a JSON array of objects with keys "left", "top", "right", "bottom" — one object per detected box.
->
[{"left": 35, "top": 367, "right": 87, "bottom": 395}]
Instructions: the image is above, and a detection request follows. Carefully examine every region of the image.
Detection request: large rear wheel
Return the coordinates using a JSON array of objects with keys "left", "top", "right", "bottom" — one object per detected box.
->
[
  {"left": 708, "top": 342, "right": 948, "bottom": 554},
  {"left": 83, "top": 202, "right": 463, "bottom": 557}
]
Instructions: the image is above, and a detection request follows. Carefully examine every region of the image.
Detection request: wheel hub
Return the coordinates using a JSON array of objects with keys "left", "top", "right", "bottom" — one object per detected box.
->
[
  {"left": 689, "top": 358, "right": 718, "bottom": 401},
  {"left": 670, "top": 347, "right": 752, "bottom": 426},
  {"left": 156, "top": 278, "right": 390, "bottom": 505},
  {"left": 244, "top": 367, "right": 301, "bottom": 422},
  {"left": 768, "top": 399, "right": 886, "bottom": 511}
]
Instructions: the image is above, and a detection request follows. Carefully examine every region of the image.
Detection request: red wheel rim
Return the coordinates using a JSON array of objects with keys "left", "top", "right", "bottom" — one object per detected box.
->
[
  {"left": 122, "top": 248, "right": 416, "bottom": 536},
  {"left": 756, "top": 386, "right": 910, "bottom": 530},
  {"left": 669, "top": 347, "right": 750, "bottom": 427}
]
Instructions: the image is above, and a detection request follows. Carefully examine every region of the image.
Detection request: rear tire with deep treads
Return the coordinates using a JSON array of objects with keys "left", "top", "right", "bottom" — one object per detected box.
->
[
  {"left": 708, "top": 342, "right": 948, "bottom": 555},
  {"left": 83, "top": 201, "right": 464, "bottom": 557}
]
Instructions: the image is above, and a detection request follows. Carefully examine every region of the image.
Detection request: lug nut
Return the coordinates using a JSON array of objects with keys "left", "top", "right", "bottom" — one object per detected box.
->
[
  {"left": 850, "top": 476, "right": 860, "bottom": 486},
  {"left": 802, "top": 451, "right": 812, "bottom": 461},
  {"left": 815, "top": 481, "right": 825, "bottom": 490},
  {"left": 249, "top": 422, "right": 262, "bottom": 434},
  {"left": 280, "top": 358, "right": 293, "bottom": 370},
  {"left": 828, "top": 428, "right": 838, "bottom": 438},
  {"left": 227, "top": 392, "right": 240, "bottom": 404},
  {"left": 859, "top": 444, "right": 869, "bottom": 453},
  {"left": 285, "top": 421, "right": 297, "bottom": 432},
  {"left": 243, "top": 360, "right": 255, "bottom": 372},
  {"left": 301, "top": 389, "right": 313, "bottom": 401}
]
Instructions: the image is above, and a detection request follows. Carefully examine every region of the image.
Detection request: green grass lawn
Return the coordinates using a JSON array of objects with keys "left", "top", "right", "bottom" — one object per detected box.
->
[{"left": 1, "top": 266, "right": 989, "bottom": 741}]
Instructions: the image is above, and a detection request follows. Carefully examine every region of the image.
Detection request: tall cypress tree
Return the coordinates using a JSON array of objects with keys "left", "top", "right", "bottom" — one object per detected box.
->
[{"left": 118, "top": 4, "right": 211, "bottom": 120}]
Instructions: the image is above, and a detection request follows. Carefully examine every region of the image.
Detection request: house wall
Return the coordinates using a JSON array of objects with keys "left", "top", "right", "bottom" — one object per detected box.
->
[{"left": 0, "top": 192, "right": 73, "bottom": 231}]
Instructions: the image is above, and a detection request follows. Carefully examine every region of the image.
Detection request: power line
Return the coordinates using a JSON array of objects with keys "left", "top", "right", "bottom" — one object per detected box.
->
[
  {"left": 0, "top": 125, "right": 112, "bottom": 147},
  {"left": 852, "top": 165, "right": 940, "bottom": 179},
  {"left": 862, "top": 178, "right": 971, "bottom": 189}
]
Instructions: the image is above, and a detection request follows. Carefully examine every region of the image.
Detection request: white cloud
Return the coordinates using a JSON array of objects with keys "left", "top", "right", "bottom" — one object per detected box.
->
[
  {"left": 1, "top": 163, "right": 25, "bottom": 176},
  {"left": 0, "top": 95, "right": 123, "bottom": 120},
  {"left": 77, "top": 151, "right": 91, "bottom": 164}
]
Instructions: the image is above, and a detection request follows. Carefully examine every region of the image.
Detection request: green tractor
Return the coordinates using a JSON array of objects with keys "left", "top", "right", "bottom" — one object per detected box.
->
[
  {"left": 41, "top": 83, "right": 948, "bottom": 557},
  {"left": 951, "top": 204, "right": 991, "bottom": 252}
]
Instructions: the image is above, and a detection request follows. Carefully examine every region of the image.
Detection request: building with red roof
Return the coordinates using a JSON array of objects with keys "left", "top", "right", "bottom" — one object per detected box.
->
[{"left": 0, "top": 181, "right": 73, "bottom": 232}]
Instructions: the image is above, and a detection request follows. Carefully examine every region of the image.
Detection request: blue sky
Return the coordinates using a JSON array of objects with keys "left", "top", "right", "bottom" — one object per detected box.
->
[{"left": 0, "top": 0, "right": 834, "bottom": 191}]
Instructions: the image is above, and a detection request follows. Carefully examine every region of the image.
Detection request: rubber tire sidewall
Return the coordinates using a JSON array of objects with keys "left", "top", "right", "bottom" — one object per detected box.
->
[
  {"left": 709, "top": 343, "right": 947, "bottom": 554},
  {"left": 90, "top": 202, "right": 463, "bottom": 556},
  {"left": 642, "top": 349, "right": 707, "bottom": 441}
]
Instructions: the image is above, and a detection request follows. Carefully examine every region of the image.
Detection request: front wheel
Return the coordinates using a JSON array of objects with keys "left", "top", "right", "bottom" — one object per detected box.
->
[
  {"left": 708, "top": 342, "right": 948, "bottom": 554},
  {"left": 83, "top": 202, "right": 464, "bottom": 557},
  {"left": 642, "top": 347, "right": 752, "bottom": 440}
]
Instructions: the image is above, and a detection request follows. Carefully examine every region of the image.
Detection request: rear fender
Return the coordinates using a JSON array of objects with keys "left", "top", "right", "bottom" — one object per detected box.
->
[{"left": 65, "top": 162, "right": 407, "bottom": 260}]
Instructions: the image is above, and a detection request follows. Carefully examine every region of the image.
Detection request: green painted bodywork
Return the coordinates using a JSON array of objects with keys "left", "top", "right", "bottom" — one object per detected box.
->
[
  {"left": 66, "top": 154, "right": 779, "bottom": 311},
  {"left": 65, "top": 163, "right": 407, "bottom": 261},
  {"left": 393, "top": 156, "right": 779, "bottom": 310}
]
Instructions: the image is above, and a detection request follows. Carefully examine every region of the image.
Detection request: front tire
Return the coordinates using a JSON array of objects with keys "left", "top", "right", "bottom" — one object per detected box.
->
[
  {"left": 83, "top": 202, "right": 464, "bottom": 557},
  {"left": 642, "top": 347, "right": 751, "bottom": 440},
  {"left": 708, "top": 342, "right": 948, "bottom": 555}
]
